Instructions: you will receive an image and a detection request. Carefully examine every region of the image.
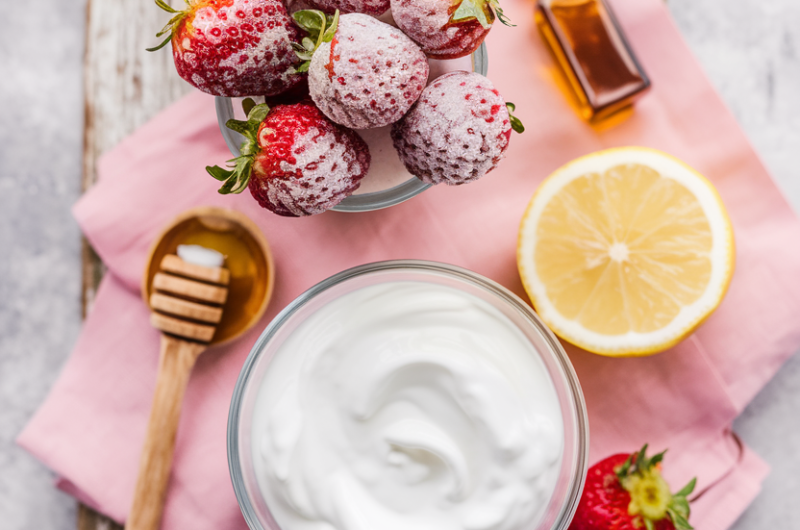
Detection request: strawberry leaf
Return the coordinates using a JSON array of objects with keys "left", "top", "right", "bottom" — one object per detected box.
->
[
  {"left": 292, "top": 10, "right": 339, "bottom": 71},
  {"left": 489, "top": 0, "right": 515, "bottom": 27},
  {"left": 666, "top": 508, "right": 694, "bottom": 530},
  {"left": 293, "top": 9, "right": 326, "bottom": 34},
  {"left": 644, "top": 449, "right": 666, "bottom": 471},
  {"left": 674, "top": 477, "right": 697, "bottom": 498},
  {"left": 616, "top": 452, "right": 635, "bottom": 482},
  {"left": 242, "top": 97, "right": 257, "bottom": 117},
  {"left": 225, "top": 119, "right": 253, "bottom": 137},
  {"left": 451, "top": 0, "right": 495, "bottom": 29},
  {"left": 210, "top": 99, "right": 270, "bottom": 194},
  {"left": 670, "top": 496, "right": 690, "bottom": 519},
  {"left": 147, "top": 0, "right": 189, "bottom": 52},
  {"left": 506, "top": 102, "right": 524, "bottom": 133},
  {"left": 322, "top": 10, "right": 339, "bottom": 43},
  {"left": 293, "top": 9, "right": 337, "bottom": 43},
  {"left": 247, "top": 103, "right": 270, "bottom": 125},
  {"left": 292, "top": 41, "right": 315, "bottom": 62},
  {"left": 154, "top": 0, "right": 179, "bottom": 14},
  {"left": 208, "top": 156, "right": 253, "bottom": 195},
  {"left": 632, "top": 444, "right": 649, "bottom": 474},
  {"left": 206, "top": 165, "right": 233, "bottom": 181},
  {"left": 146, "top": 35, "right": 173, "bottom": 52},
  {"left": 643, "top": 518, "right": 655, "bottom": 530}
]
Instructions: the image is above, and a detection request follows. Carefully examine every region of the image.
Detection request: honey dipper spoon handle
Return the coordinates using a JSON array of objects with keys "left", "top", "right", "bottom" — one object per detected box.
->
[{"left": 127, "top": 335, "right": 206, "bottom": 530}]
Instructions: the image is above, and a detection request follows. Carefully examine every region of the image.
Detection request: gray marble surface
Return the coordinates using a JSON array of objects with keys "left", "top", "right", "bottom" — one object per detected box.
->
[
  {"left": 1, "top": 0, "right": 86, "bottom": 528},
  {"left": 0, "top": 0, "right": 797, "bottom": 528}
]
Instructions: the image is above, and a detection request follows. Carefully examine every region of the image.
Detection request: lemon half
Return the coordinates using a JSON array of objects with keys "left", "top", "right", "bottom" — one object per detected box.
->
[{"left": 517, "top": 147, "right": 735, "bottom": 356}]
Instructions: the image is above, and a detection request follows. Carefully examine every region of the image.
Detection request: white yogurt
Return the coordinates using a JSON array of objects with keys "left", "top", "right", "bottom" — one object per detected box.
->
[{"left": 252, "top": 281, "right": 564, "bottom": 530}]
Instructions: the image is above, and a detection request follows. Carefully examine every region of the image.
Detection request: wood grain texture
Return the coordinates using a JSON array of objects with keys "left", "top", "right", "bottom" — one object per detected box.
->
[
  {"left": 127, "top": 336, "right": 206, "bottom": 530},
  {"left": 149, "top": 293, "right": 224, "bottom": 323},
  {"left": 80, "top": 0, "right": 192, "bottom": 527},
  {"left": 152, "top": 273, "right": 229, "bottom": 305},
  {"left": 160, "top": 255, "right": 232, "bottom": 285}
]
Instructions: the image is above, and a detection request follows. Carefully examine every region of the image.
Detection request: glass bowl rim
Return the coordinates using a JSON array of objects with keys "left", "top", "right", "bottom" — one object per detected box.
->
[
  {"left": 227, "top": 259, "right": 589, "bottom": 530},
  {"left": 215, "top": 43, "right": 488, "bottom": 213}
]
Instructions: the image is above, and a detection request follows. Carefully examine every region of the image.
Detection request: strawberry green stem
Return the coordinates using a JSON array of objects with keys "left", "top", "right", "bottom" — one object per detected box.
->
[
  {"left": 506, "top": 102, "right": 524, "bottom": 133},
  {"left": 450, "top": 0, "right": 495, "bottom": 29},
  {"left": 615, "top": 445, "right": 697, "bottom": 530},
  {"left": 291, "top": 10, "right": 339, "bottom": 72},
  {"left": 489, "top": 0, "right": 515, "bottom": 27},
  {"left": 206, "top": 98, "right": 269, "bottom": 194},
  {"left": 146, "top": 0, "right": 191, "bottom": 52},
  {"left": 449, "top": 0, "right": 514, "bottom": 29}
]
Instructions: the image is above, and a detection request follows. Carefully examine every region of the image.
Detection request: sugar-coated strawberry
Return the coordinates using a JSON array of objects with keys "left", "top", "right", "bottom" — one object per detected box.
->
[
  {"left": 148, "top": 0, "right": 305, "bottom": 97},
  {"left": 570, "top": 445, "right": 696, "bottom": 530},
  {"left": 305, "top": 0, "right": 390, "bottom": 16},
  {"left": 293, "top": 11, "right": 429, "bottom": 129},
  {"left": 391, "top": 0, "right": 509, "bottom": 59},
  {"left": 391, "top": 71, "right": 523, "bottom": 185},
  {"left": 206, "top": 99, "right": 370, "bottom": 216}
]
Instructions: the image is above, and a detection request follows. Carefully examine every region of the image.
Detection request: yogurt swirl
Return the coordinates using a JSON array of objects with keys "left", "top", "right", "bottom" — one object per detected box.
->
[{"left": 253, "top": 282, "right": 564, "bottom": 530}]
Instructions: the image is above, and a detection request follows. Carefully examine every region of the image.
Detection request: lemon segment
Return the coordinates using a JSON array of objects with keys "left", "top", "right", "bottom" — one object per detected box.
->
[{"left": 517, "top": 147, "right": 735, "bottom": 356}]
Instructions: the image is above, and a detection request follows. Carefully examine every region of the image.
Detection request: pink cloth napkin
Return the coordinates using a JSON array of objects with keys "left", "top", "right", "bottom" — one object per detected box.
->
[{"left": 19, "top": 0, "right": 800, "bottom": 528}]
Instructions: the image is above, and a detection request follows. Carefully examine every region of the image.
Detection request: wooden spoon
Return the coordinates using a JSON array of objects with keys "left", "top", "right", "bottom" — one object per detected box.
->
[
  {"left": 127, "top": 254, "right": 229, "bottom": 530},
  {"left": 128, "top": 207, "right": 274, "bottom": 530}
]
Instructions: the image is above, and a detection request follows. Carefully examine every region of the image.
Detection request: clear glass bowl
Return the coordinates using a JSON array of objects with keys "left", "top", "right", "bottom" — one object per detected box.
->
[
  {"left": 228, "top": 260, "right": 588, "bottom": 530},
  {"left": 215, "top": 44, "right": 489, "bottom": 213}
]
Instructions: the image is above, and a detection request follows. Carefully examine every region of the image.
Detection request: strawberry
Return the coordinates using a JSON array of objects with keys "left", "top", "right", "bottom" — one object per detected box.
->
[
  {"left": 391, "top": 0, "right": 512, "bottom": 59},
  {"left": 570, "top": 445, "right": 696, "bottom": 530},
  {"left": 148, "top": 0, "right": 305, "bottom": 97},
  {"left": 391, "top": 71, "right": 523, "bottom": 185},
  {"left": 206, "top": 99, "right": 370, "bottom": 216},
  {"left": 304, "top": 0, "right": 390, "bottom": 16},
  {"left": 293, "top": 11, "right": 429, "bottom": 129}
]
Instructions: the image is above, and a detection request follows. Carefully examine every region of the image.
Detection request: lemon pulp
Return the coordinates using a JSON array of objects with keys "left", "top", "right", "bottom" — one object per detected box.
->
[{"left": 518, "top": 147, "right": 734, "bottom": 356}]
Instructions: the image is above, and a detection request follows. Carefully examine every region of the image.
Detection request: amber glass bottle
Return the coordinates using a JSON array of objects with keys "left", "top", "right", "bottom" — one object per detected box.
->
[{"left": 535, "top": 0, "right": 650, "bottom": 121}]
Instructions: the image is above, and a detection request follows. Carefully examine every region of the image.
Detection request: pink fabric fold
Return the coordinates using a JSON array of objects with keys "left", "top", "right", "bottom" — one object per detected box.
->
[{"left": 19, "top": 0, "right": 800, "bottom": 528}]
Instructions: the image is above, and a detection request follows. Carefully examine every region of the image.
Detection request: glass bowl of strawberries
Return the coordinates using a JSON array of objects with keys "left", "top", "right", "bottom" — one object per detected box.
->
[
  {"left": 150, "top": 0, "right": 522, "bottom": 217},
  {"left": 216, "top": 43, "right": 488, "bottom": 213}
]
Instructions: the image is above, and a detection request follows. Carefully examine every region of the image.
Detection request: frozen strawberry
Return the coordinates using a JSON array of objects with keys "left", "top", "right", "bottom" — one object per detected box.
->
[
  {"left": 570, "top": 445, "right": 696, "bottom": 530},
  {"left": 293, "top": 11, "right": 429, "bottom": 129},
  {"left": 305, "top": 0, "right": 390, "bottom": 16},
  {"left": 206, "top": 99, "right": 370, "bottom": 216},
  {"left": 391, "top": 0, "right": 512, "bottom": 59},
  {"left": 391, "top": 71, "right": 523, "bottom": 185},
  {"left": 148, "top": 0, "right": 305, "bottom": 97}
]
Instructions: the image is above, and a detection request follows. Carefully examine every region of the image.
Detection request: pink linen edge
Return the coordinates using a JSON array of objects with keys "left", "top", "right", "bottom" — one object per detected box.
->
[{"left": 18, "top": 0, "right": 800, "bottom": 529}]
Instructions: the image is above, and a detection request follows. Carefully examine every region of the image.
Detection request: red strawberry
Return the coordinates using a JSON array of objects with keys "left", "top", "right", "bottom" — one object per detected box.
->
[
  {"left": 391, "top": 0, "right": 512, "bottom": 59},
  {"left": 391, "top": 71, "right": 523, "bottom": 185},
  {"left": 570, "top": 445, "right": 696, "bottom": 530},
  {"left": 304, "top": 0, "right": 390, "bottom": 16},
  {"left": 206, "top": 99, "right": 370, "bottom": 216},
  {"left": 293, "top": 11, "right": 429, "bottom": 129},
  {"left": 148, "top": 0, "right": 305, "bottom": 97}
]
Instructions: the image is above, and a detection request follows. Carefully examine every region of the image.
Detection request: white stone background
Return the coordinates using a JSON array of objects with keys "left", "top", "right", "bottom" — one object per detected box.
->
[{"left": 0, "top": 0, "right": 798, "bottom": 528}]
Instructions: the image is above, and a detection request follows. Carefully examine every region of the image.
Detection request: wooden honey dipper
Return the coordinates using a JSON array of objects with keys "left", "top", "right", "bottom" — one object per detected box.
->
[{"left": 127, "top": 252, "right": 230, "bottom": 530}]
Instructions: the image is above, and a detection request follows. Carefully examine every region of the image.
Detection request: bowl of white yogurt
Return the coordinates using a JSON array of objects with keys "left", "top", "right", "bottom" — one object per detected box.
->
[
  {"left": 228, "top": 260, "right": 588, "bottom": 530},
  {"left": 215, "top": 44, "right": 488, "bottom": 213}
]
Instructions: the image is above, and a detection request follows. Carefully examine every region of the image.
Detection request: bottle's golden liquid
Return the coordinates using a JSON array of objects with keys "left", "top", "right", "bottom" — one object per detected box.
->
[
  {"left": 145, "top": 217, "right": 270, "bottom": 344},
  {"left": 536, "top": 0, "right": 649, "bottom": 121}
]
